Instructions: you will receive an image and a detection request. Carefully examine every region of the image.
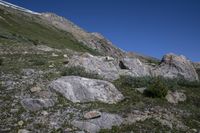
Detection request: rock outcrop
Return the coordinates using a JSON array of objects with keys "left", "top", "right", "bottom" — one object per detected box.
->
[
  {"left": 67, "top": 53, "right": 151, "bottom": 81},
  {"left": 67, "top": 53, "right": 199, "bottom": 81},
  {"left": 72, "top": 112, "right": 123, "bottom": 133},
  {"left": 153, "top": 53, "right": 199, "bottom": 81},
  {"left": 40, "top": 13, "right": 125, "bottom": 58},
  {"left": 49, "top": 76, "right": 124, "bottom": 104}
]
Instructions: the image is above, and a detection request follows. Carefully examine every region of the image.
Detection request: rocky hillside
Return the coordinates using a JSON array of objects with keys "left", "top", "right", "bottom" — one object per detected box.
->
[{"left": 0, "top": 1, "right": 200, "bottom": 133}]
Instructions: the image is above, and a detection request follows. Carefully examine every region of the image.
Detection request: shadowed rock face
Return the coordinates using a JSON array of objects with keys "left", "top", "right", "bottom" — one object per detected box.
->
[
  {"left": 49, "top": 76, "right": 124, "bottom": 104},
  {"left": 153, "top": 53, "right": 199, "bottom": 81}
]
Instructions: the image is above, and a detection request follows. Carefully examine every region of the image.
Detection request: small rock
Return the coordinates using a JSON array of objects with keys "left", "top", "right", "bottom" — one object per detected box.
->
[
  {"left": 18, "top": 121, "right": 24, "bottom": 126},
  {"left": 135, "top": 87, "right": 147, "bottom": 94},
  {"left": 10, "top": 108, "right": 19, "bottom": 113},
  {"left": 52, "top": 53, "right": 59, "bottom": 57},
  {"left": 63, "top": 54, "right": 68, "bottom": 58},
  {"left": 18, "top": 129, "right": 30, "bottom": 133},
  {"left": 105, "top": 56, "right": 114, "bottom": 61},
  {"left": 21, "top": 98, "right": 54, "bottom": 111},
  {"left": 84, "top": 111, "right": 101, "bottom": 119},
  {"left": 30, "top": 86, "right": 41, "bottom": 93},
  {"left": 49, "top": 64, "right": 55, "bottom": 68},
  {"left": 41, "top": 110, "right": 48, "bottom": 116},
  {"left": 166, "top": 90, "right": 187, "bottom": 104}
]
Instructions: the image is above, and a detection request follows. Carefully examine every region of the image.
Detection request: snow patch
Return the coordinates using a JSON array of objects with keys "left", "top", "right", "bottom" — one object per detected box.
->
[{"left": 0, "top": 0, "right": 40, "bottom": 15}]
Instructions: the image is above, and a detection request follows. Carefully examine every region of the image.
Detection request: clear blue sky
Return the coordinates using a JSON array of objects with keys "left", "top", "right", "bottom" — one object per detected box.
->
[{"left": 4, "top": 0, "right": 200, "bottom": 61}]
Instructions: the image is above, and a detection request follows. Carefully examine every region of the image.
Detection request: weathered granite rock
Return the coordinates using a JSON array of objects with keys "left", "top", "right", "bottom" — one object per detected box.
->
[
  {"left": 166, "top": 90, "right": 187, "bottom": 104},
  {"left": 67, "top": 53, "right": 151, "bottom": 81},
  {"left": 153, "top": 53, "right": 199, "bottom": 81},
  {"left": 21, "top": 98, "right": 54, "bottom": 111},
  {"left": 119, "top": 58, "right": 151, "bottom": 77},
  {"left": 67, "top": 53, "right": 120, "bottom": 80},
  {"left": 72, "top": 113, "right": 123, "bottom": 133},
  {"left": 67, "top": 53, "right": 198, "bottom": 81},
  {"left": 49, "top": 76, "right": 124, "bottom": 104}
]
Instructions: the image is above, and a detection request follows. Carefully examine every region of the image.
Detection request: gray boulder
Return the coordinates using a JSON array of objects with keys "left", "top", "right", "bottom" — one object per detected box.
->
[
  {"left": 153, "top": 53, "right": 199, "bottom": 81},
  {"left": 119, "top": 58, "right": 151, "bottom": 77},
  {"left": 67, "top": 53, "right": 120, "bottom": 81},
  {"left": 49, "top": 76, "right": 124, "bottom": 104},
  {"left": 21, "top": 98, "right": 54, "bottom": 111},
  {"left": 67, "top": 53, "right": 151, "bottom": 81},
  {"left": 71, "top": 112, "right": 123, "bottom": 133}
]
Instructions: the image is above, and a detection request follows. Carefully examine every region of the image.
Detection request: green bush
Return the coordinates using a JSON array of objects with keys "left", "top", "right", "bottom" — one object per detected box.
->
[
  {"left": 61, "top": 66, "right": 101, "bottom": 79},
  {"left": 144, "top": 77, "right": 168, "bottom": 98}
]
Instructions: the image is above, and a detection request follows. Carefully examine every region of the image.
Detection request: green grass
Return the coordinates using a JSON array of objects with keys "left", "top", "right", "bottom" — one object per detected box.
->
[
  {"left": 60, "top": 66, "right": 102, "bottom": 79},
  {"left": 99, "top": 119, "right": 173, "bottom": 133},
  {"left": 0, "top": 8, "right": 100, "bottom": 55}
]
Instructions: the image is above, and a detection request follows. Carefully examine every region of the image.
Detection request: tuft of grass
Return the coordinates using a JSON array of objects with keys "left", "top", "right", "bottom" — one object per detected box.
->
[
  {"left": 99, "top": 118, "right": 172, "bottom": 133},
  {"left": 61, "top": 66, "right": 102, "bottom": 79}
]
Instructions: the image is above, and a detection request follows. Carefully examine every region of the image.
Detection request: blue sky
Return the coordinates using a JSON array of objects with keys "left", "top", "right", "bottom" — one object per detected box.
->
[{"left": 4, "top": 0, "right": 200, "bottom": 61}]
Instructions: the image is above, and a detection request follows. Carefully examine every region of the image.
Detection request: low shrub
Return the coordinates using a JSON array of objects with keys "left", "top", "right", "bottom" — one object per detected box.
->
[
  {"left": 116, "top": 75, "right": 152, "bottom": 88},
  {"left": 61, "top": 66, "right": 101, "bottom": 79},
  {"left": 29, "top": 58, "right": 46, "bottom": 66},
  {"left": 177, "top": 77, "right": 200, "bottom": 88},
  {"left": 144, "top": 77, "right": 168, "bottom": 98}
]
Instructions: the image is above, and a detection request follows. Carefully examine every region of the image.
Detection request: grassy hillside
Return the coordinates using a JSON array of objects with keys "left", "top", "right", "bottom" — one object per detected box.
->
[{"left": 0, "top": 8, "right": 99, "bottom": 55}]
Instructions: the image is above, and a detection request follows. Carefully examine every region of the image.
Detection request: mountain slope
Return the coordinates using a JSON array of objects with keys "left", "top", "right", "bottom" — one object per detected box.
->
[
  {"left": 0, "top": 4, "right": 100, "bottom": 55},
  {"left": 0, "top": 1, "right": 200, "bottom": 133}
]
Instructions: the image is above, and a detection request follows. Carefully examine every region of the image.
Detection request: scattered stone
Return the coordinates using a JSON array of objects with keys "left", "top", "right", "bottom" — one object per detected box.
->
[
  {"left": 135, "top": 87, "right": 147, "bottom": 94},
  {"left": 18, "top": 129, "right": 30, "bottom": 133},
  {"left": 10, "top": 108, "right": 19, "bottom": 113},
  {"left": 84, "top": 111, "right": 101, "bottom": 119},
  {"left": 49, "top": 64, "right": 54, "bottom": 68},
  {"left": 72, "top": 113, "right": 123, "bottom": 133},
  {"left": 105, "top": 56, "right": 114, "bottom": 61},
  {"left": 52, "top": 53, "right": 59, "bottom": 57},
  {"left": 30, "top": 86, "right": 42, "bottom": 93},
  {"left": 36, "top": 45, "right": 54, "bottom": 52},
  {"left": 166, "top": 90, "right": 187, "bottom": 104},
  {"left": 41, "top": 110, "right": 48, "bottom": 116},
  {"left": 63, "top": 54, "right": 68, "bottom": 58},
  {"left": 49, "top": 76, "right": 124, "bottom": 104},
  {"left": 18, "top": 120, "right": 24, "bottom": 126},
  {"left": 21, "top": 69, "right": 35, "bottom": 77},
  {"left": 21, "top": 98, "right": 54, "bottom": 111}
]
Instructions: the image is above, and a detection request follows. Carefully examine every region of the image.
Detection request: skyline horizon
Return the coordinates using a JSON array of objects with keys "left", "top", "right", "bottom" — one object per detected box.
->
[{"left": 2, "top": 0, "right": 200, "bottom": 62}]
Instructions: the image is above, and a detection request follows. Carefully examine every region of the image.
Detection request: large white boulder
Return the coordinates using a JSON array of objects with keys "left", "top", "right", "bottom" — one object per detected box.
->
[
  {"left": 153, "top": 53, "right": 199, "bottom": 81},
  {"left": 49, "top": 76, "right": 124, "bottom": 104}
]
